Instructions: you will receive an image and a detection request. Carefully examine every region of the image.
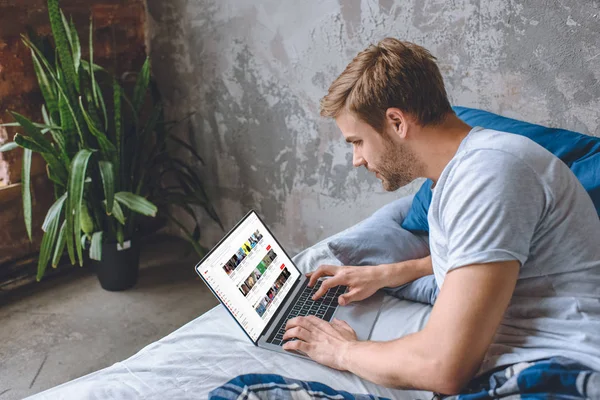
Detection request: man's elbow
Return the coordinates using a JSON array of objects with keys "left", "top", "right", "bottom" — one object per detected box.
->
[
  {"left": 430, "top": 376, "right": 469, "bottom": 396},
  {"left": 425, "top": 358, "right": 476, "bottom": 395}
]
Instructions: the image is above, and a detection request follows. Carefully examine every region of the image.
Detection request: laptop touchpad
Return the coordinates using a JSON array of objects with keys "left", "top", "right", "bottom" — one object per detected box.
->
[{"left": 332, "top": 291, "right": 384, "bottom": 341}]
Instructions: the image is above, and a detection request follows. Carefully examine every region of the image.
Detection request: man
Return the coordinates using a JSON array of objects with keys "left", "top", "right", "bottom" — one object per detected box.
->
[{"left": 280, "top": 38, "right": 600, "bottom": 395}]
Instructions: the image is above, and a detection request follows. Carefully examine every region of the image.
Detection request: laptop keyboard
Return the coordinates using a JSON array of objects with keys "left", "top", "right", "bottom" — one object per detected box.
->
[{"left": 266, "top": 280, "right": 347, "bottom": 346}]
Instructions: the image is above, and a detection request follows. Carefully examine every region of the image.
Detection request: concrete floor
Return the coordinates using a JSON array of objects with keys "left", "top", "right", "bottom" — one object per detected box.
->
[{"left": 0, "top": 235, "right": 219, "bottom": 400}]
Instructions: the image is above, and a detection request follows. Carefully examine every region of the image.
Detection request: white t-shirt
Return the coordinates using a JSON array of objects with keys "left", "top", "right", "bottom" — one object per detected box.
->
[{"left": 428, "top": 127, "right": 600, "bottom": 374}]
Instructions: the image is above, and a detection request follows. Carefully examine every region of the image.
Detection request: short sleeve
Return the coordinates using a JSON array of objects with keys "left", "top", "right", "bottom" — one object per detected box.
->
[{"left": 439, "top": 150, "right": 547, "bottom": 272}]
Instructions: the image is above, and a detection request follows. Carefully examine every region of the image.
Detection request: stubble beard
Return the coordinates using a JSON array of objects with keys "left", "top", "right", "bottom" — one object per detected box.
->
[{"left": 377, "top": 139, "right": 421, "bottom": 192}]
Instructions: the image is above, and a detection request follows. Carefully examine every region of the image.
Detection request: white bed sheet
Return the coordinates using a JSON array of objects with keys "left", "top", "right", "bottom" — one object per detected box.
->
[{"left": 28, "top": 240, "right": 433, "bottom": 400}]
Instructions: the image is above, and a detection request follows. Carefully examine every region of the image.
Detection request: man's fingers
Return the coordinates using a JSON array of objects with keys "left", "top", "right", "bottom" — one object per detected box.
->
[
  {"left": 286, "top": 315, "right": 316, "bottom": 330},
  {"left": 285, "top": 316, "right": 332, "bottom": 340},
  {"left": 331, "top": 318, "right": 354, "bottom": 334},
  {"left": 308, "top": 265, "right": 338, "bottom": 287},
  {"left": 338, "top": 288, "right": 360, "bottom": 306},
  {"left": 282, "top": 326, "right": 311, "bottom": 341},
  {"left": 282, "top": 338, "right": 311, "bottom": 354},
  {"left": 304, "top": 315, "right": 339, "bottom": 336},
  {"left": 312, "top": 277, "right": 341, "bottom": 300}
]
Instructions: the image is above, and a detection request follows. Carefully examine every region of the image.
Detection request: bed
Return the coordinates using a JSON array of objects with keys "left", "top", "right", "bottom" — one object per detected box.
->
[
  {"left": 27, "top": 234, "right": 434, "bottom": 400},
  {"left": 24, "top": 105, "right": 600, "bottom": 400}
]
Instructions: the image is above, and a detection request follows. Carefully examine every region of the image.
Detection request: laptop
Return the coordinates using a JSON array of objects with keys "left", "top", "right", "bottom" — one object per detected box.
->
[{"left": 194, "top": 210, "right": 384, "bottom": 358}]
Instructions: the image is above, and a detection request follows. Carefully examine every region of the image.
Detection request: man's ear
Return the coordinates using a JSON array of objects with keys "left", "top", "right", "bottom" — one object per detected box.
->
[{"left": 385, "top": 108, "right": 409, "bottom": 139}]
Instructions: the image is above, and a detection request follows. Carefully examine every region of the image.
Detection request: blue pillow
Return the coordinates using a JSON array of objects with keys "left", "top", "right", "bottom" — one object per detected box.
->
[
  {"left": 401, "top": 106, "right": 600, "bottom": 233},
  {"left": 327, "top": 195, "right": 438, "bottom": 304}
]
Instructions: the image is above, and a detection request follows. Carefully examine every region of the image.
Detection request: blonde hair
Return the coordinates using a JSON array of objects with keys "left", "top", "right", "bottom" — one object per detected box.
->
[{"left": 320, "top": 38, "right": 452, "bottom": 131}]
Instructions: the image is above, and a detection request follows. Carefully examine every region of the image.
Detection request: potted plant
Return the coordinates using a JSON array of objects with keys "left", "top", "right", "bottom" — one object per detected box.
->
[{"left": 0, "top": 0, "right": 221, "bottom": 290}]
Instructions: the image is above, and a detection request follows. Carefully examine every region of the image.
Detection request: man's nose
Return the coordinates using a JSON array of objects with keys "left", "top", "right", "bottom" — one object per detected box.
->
[{"left": 352, "top": 148, "right": 365, "bottom": 167}]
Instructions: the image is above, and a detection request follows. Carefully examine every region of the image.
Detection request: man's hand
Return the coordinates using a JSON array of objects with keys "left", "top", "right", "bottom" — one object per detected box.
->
[
  {"left": 307, "top": 265, "right": 385, "bottom": 305},
  {"left": 282, "top": 316, "right": 358, "bottom": 370},
  {"left": 308, "top": 256, "right": 433, "bottom": 305}
]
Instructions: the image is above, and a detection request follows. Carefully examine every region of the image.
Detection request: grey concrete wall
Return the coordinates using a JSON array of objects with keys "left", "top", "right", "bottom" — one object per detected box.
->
[{"left": 146, "top": 0, "right": 600, "bottom": 254}]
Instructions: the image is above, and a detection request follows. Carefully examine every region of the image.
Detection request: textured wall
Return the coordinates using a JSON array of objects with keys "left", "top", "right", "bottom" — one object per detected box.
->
[{"left": 147, "top": 0, "right": 600, "bottom": 254}]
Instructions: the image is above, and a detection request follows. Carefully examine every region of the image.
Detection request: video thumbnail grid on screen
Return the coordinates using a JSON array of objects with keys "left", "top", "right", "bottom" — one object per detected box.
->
[
  {"left": 222, "top": 229, "right": 264, "bottom": 276},
  {"left": 253, "top": 267, "right": 292, "bottom": 318},
  {"left": 238, "top": 249, "right": 277, "bottom": 296}
]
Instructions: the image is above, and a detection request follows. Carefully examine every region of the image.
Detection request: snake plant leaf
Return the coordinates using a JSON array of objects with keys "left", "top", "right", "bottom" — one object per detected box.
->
[
  {"left": 9, "top": 112, "right": 56, "bottom": 154},
  {"left": 60, "top": 11, "right": 81, "bottom": 74},
  {"left": 192, "top": 224, "right": 201, "bottom": 242},
  {"left": 98, "top": 161, "right": 115, "bottom": 214},
  {"left": 22, "top": 35, "right": 85, "bottom": 144},
  {"left": 164, "top": 212, "right": 206, "bottom": 256},
  {"left": 167, "top": 135, "right": 206, "bottom": 165},
  {"left": 48, "top": 0, "right": 78, "bottom": 94},
  {"left": 52, "top": 220, "right": 67, "bottom": 268},
  {"left": 69, "top": 17, "right": 81, "bottom": 72},
  {"left": 22, "top": 148, "right": 33, "bottom": 241},
  {"left": 21, "top": 34, "right": 57, "bottom": 84},
  {"left": 58, "top": 91, "right": 77, "bottom": 149},
  {"left": 79, "top": 97, "right": 116, "bottom": 161},
  {"left": 116, "top": 225, "right": 125, "bottom": 247},
  {"left": 105, "top": 200, "right": 126, "bottom": 225},
  {"left": 60, "top": 10, "right": 73, "bottom": 53},
  {"left": 173, "top": 203, "right": 202, "bottom": 243},
  {"left": 42, "top": 192, "right": 66, "bottom": 232},
  {"left": 94, "top": 76, "right": 108, "bottom": 130},
  {"left": 90, "top": 231, "right": 103, "bottom": 261},
  {"left": 41, "top": 105, "right": 67, "bottom": 161},
  {"left": 82, "top": 82, "right": 103, "bottom": 135},
  {"left": 67, "top": 149, "right": 94, "bottom": 266},
  {"left": 132, "top": 57, "right": 150, "bottom": 113},
  {"left": 42, "top": 152, "right": 69, "bottom": 187},
  {"left": 41, "top": 104, "right": 50, "bottom": 126},
  {"left": 88, "top": 16, "right": 99, "bottom": 109},
  {"left": 80, "top": 60, "right": 106, "bottom": 73},
  {"left": 46, "top": 165, "right": 64, "bottom": 188},
  {"left": 113, "top": 79, "right": 122, "bottom": 181},
  {"left": 139, "top": 103, "right": 162, "bottom": 145},
  {"left": 14, "top": 134, "right": 50, "bottom": 153},
  {"left": 16, "top": 133, "right": 69, "bottom": 186},
  {"left": 31, "top": 49, "right": 58, "bottom": 119},
  {"left": 0, "top": 121, "right": 61, "bottom": 131},
  {"left": 0, "top": 142, "right": 18, "bottom": 152},
  {"left": 131, "top": 102, "right": 162, "bottom": 186},
  {"left": 37, "top": 207, "right": 60, "bottom": 281},
  {"left": 115, "top": 192, "right": 157, "bottom": 217},
  {"left": 80, "top": 202, "right": 94, "bottom": 234}
]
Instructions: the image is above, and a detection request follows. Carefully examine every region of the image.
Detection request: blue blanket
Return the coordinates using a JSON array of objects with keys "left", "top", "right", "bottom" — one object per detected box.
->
[{"left": 209, "top": 357, "right": 599, "bottom": 399}]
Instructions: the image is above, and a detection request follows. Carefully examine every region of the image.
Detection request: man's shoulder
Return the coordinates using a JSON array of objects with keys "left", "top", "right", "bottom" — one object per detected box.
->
[
  {"left": 432, "top": 130, "right": 550, "bottom": 218},
  {"left": 460, "top": 128, "right": 552, "bottom": 164},
  {"left": 446, "top": 128, "right": 562, "bottom": 186}
]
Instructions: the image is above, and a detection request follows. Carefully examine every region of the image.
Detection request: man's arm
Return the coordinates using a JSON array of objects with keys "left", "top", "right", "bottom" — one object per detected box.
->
[
  {"left": 284, "top": 260, "right": 519, "bottom": 394},
  {"left": 379, "top": 255, "right": 433, "bottom": 288},
  {"left": 309, "top": 255, "right": 433, "bottom": 304}
]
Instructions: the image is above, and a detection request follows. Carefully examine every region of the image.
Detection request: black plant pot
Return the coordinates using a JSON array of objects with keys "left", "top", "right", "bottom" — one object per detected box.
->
[{"left": 94, "top": 238, "right": 141, "bottom": 291}]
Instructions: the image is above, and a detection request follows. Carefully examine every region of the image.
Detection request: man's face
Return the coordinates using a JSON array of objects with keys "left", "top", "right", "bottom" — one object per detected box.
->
[{"left": 335, "top": 111, "right": 419, "bottom": 191}]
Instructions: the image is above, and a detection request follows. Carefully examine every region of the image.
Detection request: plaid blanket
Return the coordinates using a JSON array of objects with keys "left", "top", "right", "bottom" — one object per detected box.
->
[{"left": 209, "top": 357, "right": 599, "bottom": 399}]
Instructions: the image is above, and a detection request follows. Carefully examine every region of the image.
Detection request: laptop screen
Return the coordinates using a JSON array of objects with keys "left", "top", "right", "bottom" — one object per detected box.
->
[{"left": 195, "top": 211, "right": 301, "bottom": 342}]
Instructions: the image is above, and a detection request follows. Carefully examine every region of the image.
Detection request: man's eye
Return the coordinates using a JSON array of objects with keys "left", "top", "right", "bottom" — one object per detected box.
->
[{"left": 354, "top": 140, "right": 362, "bottom": 146}]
